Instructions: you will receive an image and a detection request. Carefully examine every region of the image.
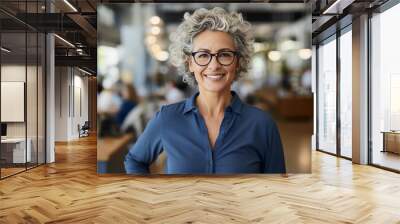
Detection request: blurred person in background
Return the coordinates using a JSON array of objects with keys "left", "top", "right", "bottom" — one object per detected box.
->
[
  {"left": 97, "top": 83, "right": 122, "bottom": 115},
  {"left": 236, "top": 78, "right": 257, "bottom": 102},
  {"left": 124, "top": 7, "right": 286, "bottom": 174},
  {"left": 301, "top": 68, "right": 312, "bottom": 93},
  {"left": 120, "top": 94, "right": 165, "bottom": 137},
  {"left": 115, "top": 83, "right": 139, "bottom": 128},
  {"left": 164, "top": 80, "right": 186, "bottom": 104},
  {"left": 97, "top": 82, "right": 123, "bottom": 137}
]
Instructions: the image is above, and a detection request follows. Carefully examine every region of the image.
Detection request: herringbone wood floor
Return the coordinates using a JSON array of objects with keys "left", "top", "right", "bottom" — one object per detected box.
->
[{"left": 1, "top": 135, "right": 400, "bottom": 223}]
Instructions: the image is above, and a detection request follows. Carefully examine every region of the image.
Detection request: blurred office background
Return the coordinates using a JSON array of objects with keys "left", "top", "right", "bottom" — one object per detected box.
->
[
  {"left": 97, "top": 3, "right": 312, "bottom": 174},
  {"left": 0, "top": 0, "right": 97, "bottom": 179}
]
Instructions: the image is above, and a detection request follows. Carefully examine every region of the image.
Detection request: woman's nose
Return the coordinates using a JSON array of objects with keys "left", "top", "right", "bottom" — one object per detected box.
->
[{"left": 207, "top": 55, "right": 222, "bottom": 69}]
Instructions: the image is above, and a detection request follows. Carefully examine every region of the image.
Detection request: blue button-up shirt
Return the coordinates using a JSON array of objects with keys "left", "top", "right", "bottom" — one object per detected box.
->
[{"left": 124, "top": 91, "right": 286, "bottom": 174}]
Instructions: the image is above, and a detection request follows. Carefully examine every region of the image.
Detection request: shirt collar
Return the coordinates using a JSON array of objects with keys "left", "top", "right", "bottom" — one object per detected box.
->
[{"left": 183, "top": 91, "right": 243, "bottom": 115}]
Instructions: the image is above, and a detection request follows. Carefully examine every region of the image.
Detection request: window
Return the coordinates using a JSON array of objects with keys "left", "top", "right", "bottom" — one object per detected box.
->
[
  {"left": 317, "top": 36, "right": 337, "bottom": 154},
  {"left": 0, "top": 1, "right": 46, "bottom": 179},
  {"left": 339, "top": 28, "right": 352, "bottom": 158},
  {"left": 370, "top": 2, "right": 400, "bottom": 171}
]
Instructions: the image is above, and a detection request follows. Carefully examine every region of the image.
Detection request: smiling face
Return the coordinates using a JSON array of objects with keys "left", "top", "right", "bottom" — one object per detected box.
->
[{"left": 188, "top": 30, "right": 239, "bottom": 94}]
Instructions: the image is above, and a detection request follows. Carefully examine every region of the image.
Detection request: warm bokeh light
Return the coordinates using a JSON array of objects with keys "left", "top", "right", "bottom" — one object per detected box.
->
[
  {"left": 150, "top": 16, "right": 161, "bottom": 25},
  {"left": 156, "top": 51, "right": 169, "bottom": 61},
  {"left": 146, "top": 35, "right": 157, "bottom": 45},
  {"left": 298, "top": 48, "right": 312, "bottom": 60},
  {"left": 150, "top": 26, "right": 161, "bottom": 35},
  {"left": 268, "top": 50, "right": 282, "bottom": 61}
]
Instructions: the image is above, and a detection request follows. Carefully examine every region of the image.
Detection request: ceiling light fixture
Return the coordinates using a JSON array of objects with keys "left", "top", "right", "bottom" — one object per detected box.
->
[
  {"left": 1, "top": 47, "right": 11, "bottom": 53},
  {"left": 323, "top": 0, "right": 341, "bottom": 14},
  {"left": 54, "top": 34, "right": 75, "bottom": 48},
  {"left": 63, "top": 0, "right": 78, "bottom": 12},
  {"left": 78, "top": 67, "right": 92, "bottom": 76},
  {"left": 322, "top": 0, "right": 354, "bottom": 15}
]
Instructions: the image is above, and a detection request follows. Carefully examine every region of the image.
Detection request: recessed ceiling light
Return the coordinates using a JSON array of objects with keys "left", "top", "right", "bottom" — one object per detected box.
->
[
  {"left": 1, "top": 47, "right": 11, "bottom": 53},
  {"left": 54, "top": 34, "right": 75, "bottom": 48},
  {"left": 78, "top": 67, "right": 92, "bottom": 76},
  {"left": 63, "top": 0, "right": 78, "bottom": 12},
  {"left": 322, "top": 0, "right": 352, "bottom": 15}
]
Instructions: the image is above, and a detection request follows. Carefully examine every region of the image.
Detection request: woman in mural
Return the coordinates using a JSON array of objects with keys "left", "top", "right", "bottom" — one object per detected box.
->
[{"left": 124, "top": 7, "right": 286, "bottom": 174}]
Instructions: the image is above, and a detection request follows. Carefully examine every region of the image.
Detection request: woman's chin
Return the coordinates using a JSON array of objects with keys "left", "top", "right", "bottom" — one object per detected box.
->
[{"left": 200, "top": 83, "right": 231, "bottom": 93}]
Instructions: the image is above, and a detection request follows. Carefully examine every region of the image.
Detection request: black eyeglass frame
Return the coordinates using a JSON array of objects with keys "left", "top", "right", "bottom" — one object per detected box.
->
[{"left": 190, "top": 50, "right": 239, "bottom": 66}]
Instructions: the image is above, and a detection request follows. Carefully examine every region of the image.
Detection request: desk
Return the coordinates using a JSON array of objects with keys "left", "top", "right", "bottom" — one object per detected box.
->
[
  {"left": 97, "top": 134, "right": 135, "bottom": 161},
  {"left": 97, "top": 134, "right": 135, "bottom": 173},
  {"left": 381, "top": 131, "right": 400, "bottom": 154},
  {"left": 97, "top": 134, "right": 165, "bottom": 174},
  {"left": 277, "top": 95, "right": 313, "bottom": 119},
  {"left": 1, "top": 138, "right": 31, "bottom": 163}
]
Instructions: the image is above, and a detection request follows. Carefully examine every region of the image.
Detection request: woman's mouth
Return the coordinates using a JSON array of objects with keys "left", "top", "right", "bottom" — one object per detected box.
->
[{"left": 204, "top": 73, "right": 225, "bottom": 81}]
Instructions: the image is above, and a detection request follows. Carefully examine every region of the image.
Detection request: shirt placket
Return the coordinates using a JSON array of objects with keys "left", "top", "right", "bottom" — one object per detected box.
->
[
  {"left": 194, "top": 109, "right": 234, "bottom": 173},
  {"left": 213, "top": 111, "right": 234, "bottom": 172},
  {"left": 194, "top": 109, "right": 213, "bottom": 173}
]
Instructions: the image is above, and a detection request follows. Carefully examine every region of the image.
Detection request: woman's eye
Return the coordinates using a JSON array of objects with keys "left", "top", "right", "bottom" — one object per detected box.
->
[
  {"left": 219, "top": 52, "right": 232, "bottom": 58},
  {"left": 197, "top": 53, "right": 209, "bottom": 58}
]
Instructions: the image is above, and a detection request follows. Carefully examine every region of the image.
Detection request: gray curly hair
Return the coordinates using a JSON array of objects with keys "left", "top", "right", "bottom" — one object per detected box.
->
[{"left": 169, "top": 7, "right": 254, "bottom": 87}]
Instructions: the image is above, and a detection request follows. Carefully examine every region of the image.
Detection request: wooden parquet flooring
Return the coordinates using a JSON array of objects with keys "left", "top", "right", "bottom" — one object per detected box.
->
[
  {"left": 1, "top": 135, "right": 400, "bottom": 223},
  {"left": 1, "top": 167, "right": 26, "bottom": 178}
]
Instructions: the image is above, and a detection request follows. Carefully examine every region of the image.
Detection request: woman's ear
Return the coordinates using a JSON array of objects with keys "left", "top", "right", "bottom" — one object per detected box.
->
[
  {"left": 187, "top": 56, "right": 194, "bottom": 72},
  {"left": 235, "top": 58, "right": 240, "bottom": 73}
]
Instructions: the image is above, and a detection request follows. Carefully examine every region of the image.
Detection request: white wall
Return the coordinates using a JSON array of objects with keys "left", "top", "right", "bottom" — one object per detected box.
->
[
  {"left": 1, "top": 64, "right": 46, "bottom": 164},
  {"left": 1, "top": 65, "right": 37, "bottom": 137},
  {"left": 55, "top": 67, "right": 89, "bottom": 141},
  {"left": 1, "top": 65, "right": 26, "bottom": 137},
  {"left": 55, "top": 67, "right": 68, "bottom": 141}
]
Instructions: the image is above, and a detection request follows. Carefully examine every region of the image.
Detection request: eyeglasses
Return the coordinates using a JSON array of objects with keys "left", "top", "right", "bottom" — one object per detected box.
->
[{"left": 191, "top": 50, "right": 238, "bottom": 66}]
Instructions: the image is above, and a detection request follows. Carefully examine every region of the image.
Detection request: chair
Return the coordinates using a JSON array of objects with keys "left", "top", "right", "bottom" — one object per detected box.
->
[{"left": 79, "top": 121, "right": 90, "bottom": 138}]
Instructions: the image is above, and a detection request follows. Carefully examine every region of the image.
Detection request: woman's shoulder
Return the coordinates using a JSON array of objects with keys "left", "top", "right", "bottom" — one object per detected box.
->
[{"left": 159, "top": 99, "right": 188, "bottom": 116}]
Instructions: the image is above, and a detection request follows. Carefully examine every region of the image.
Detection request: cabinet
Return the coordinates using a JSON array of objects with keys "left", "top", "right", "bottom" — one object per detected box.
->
[
  {"left": 0, "top": 138, "right": 32, "bottom": 164},
  {"left": 382, "top": 132, "right": 400, "bottom": 154}
]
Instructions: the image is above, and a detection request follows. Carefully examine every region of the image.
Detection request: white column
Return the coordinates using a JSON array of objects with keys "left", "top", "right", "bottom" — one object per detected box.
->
[
  {"left": 46, "top": 33, "right": 55, "bottom": 163},
  {"left": 54, "top": 67, "right": 72, "bottom": 141},
  {"left": 45, "top": 0, "right": 55, "bottom": 163}
]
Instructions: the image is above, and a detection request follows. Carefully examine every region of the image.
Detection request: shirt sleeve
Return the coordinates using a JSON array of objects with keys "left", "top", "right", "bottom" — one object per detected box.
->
[
  {"left": 124, "top": 109, "right": 163, "bottom": 174},
  {"left": 264, "top": 121, "right": 286, "bottom": 173}
]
